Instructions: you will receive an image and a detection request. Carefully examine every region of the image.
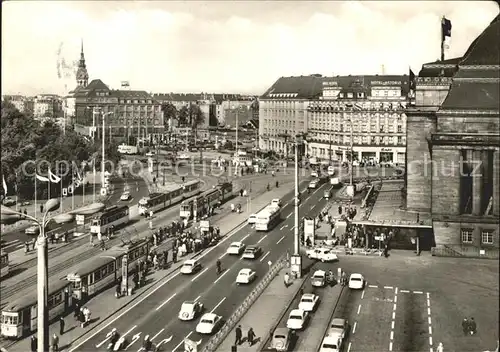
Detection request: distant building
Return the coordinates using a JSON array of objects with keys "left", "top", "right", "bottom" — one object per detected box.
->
[
  {"left": 2, "top": 95, "right": 34, "bottom": 114},
  {"left": 406, "top": 14, "right": 499, "bottom": 258},
  {"left": 259, "top": 74, "right": 410, "bottom": 162},
  {"left": 34, "top": 94, "right": 61, "bottom": 118}
]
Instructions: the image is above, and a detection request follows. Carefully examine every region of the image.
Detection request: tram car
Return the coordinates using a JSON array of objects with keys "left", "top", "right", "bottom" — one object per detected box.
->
[
  {"left": 66, "top": 239, "right": 149, "bottom": 301},
  {"left": 90, "top": 205, "right": 130, "bottom": 235},
  {"left": 0, "top": 250, "right": 9, "bottom": 278},
  {"left": 138, "top": 180, "right": 201, "bottom": 216},
  {"left": 180, "top": 182, "right": 233, "bottom": 219},
  {"left": 1, "top": 278, "right": 72, "bottom": 339}
]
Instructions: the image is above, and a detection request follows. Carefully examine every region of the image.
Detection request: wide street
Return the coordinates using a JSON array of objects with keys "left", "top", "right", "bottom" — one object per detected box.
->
[{"left": 70, "top": 178, "right": 332, "bottom": 352}]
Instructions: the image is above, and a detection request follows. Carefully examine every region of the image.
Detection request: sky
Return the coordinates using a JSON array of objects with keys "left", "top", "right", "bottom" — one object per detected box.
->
[{"left": 2, "top": 1, "right": 499, "bottom": 96}]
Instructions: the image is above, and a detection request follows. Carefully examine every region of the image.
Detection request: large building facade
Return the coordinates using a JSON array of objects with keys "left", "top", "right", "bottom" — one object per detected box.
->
[
  {"left": 406, "top": 14, "right": 499, "bottom": 257},
  {"left": 70, "top": 42, "right": 163, "bottom": 141},
  {"left": 259, "top": 74, "right": 410, "bottom": 163}
]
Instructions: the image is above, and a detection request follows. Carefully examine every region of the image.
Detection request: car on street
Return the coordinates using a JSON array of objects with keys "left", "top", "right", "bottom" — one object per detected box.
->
[
  {"left": 236, "top": 268, "right": 256, "bottom": 284},
  {"left": 178, "top": 301, "right": 204, "bottom": 321},
  {"left": 145, "top": 151, "right": 154, "bottom": 157},
  {"left": 247, "top": 214, "right": 257, "bottom": 225},
  {"left": 348, "top": 273, "right": 365, "bottom": 290},
  {"left": 195, "top": 313, "right": 223, "bottom": 334},
  {"left": 226, "top": 242, "right": 246, "bottom": 255},
  {"left": 120, "top": 192, "right": 131, "bottom": 201},
  {"left": 319, "top": 333, "right": 344, "bottom": 352},
  {"left": 308, "top": 179, "right": 319, "bottom": 189},
  {"left": 2, "top": 197, "right": 16, "bottom": 206},
  {"left": 180, "top": 259, "right": 202, "bottom": 275},
  {"left": 311, "top": 270, "right": 327, "bottom": 287},
  {"left": 327, "top": 318, "right": 349, "bottom": 339},
  {"left": 286, "top": 308, "right": 309, "bottom": 330},
  {"left": 324, "top": 187, "right": 333, "bottom": 199},
  {"left": 311, "top": 170, "right": 319, "bottom": 177},
  {"left": 306, "top": 247, "right": 339, "bottom": 262},
  {"left": 271, "top": 198, "right": 282, "bottom": 207},
  {"left": 178, "top": 154, "right": 190, "bottom": 160},
  {"left": 25, "top": 225, "right": 40, "bottom": 236},
  {"left": 242, "top": 246, "right": 262, "bottom": 259},
  {"left": 271, "top": 327, "right": 292, "bottom": 351},
  {"left": 298, "top": 293, "right": 319, "bottom": 312}
]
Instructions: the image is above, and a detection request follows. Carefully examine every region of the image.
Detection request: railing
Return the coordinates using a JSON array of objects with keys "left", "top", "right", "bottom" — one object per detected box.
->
[
  {"left": 202, "top": 254, "right": 288, "bottom": 352},
  {"left": 433, "top": 244, "right": 499, "bottom": 259}
]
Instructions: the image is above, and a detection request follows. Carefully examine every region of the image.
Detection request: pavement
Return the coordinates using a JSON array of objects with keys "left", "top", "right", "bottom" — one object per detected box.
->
[{"left": 64, "top": 176, "right": 332, "bottom": 352}]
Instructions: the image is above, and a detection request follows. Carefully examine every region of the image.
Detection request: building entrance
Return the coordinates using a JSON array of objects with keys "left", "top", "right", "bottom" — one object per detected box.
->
[{"left": 380, "top": 152, "right": 394, "bottom": 163}]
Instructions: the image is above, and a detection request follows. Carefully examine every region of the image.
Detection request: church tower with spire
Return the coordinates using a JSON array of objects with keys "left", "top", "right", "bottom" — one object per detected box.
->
[{"left": 75, "top": 40, "right": 89, "bottom": 87}]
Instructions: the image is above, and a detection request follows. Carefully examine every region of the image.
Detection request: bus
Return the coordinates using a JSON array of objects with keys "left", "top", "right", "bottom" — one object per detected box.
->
[
  {"left": 118, "top": 144, "right": 138, "bottom": 155},
  {"left": 255, "top": 204, "right": 281, "bottom": 231},
  {"left": 0, "top": 251, "right": 9, "bottom": 278}
]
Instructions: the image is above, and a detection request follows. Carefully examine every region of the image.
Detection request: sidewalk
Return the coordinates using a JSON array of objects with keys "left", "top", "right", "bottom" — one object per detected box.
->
[
  {"left": 3, "top": 178, "right": 300, "bottom": 351},
  {"left": 215, "top": 267, "right": 304, "bottom": 352}
]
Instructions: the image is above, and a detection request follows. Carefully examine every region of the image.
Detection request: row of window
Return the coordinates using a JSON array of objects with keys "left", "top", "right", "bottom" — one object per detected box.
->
[
  {"left": 308, "top": 124, "right": 405, "bottom": 133},
  {"left": 461, "top": 229, "right": 494, "bottom": 244},
  {"left": 309, "top": 135, "right": 405, "bottom": 145}
]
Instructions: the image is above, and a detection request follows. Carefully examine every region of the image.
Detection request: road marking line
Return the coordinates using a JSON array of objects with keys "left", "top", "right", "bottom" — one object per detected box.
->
[
  {"left": 427, "top": 292, "right": 433, "bottom": 348},
  {"left": 428, "top": 307, "right": 431, "bottom": 315},
  {"left": 390, "top": 331, "right": 394, "bottom": 340},
  {"left": 400, "top": 289, "right": 410, "bottom": 293},
  {"left": 388, "top": 287, "right": 398, "bottom": 352},
  {"left": 392, "top": 312, "right": 395, "bottom": 320},
  {"left": 310, "top": 204, "right": 316, "bottom": 209},
  {"left": 218, "top": 253, "right": 227, "bottom": 260},
  {"left": 210, "top": 297, "right": 226, "bottom": 313},
  {"left": 428, "top": 317, "right": 432, "bottom": 325},
  {"left": 368, "top": 284, "right": 378, "bottom": 288},
  {"left": 214, "top": 268, "right": 230, "bottom": 284},
  {"left": 361, "top": 290, "right": 365, "bottom": 299},
  {"left": 96, "top": 325, "right": 137, "bottom": 348},
  {"left": 393, "top": 303, "right": 397, "bottom": 311},
  {"left": 347, "top": 342, "right": 352, "bottom": 352},
  {"left": 428, "top": 326, "right": 432, "bottom": 335},
  {"left": 384, "top": 286, "right": 394, "bottom": 289},
  {"left": 276, "top": 235, "right": 285, "bottom": 244},
  {"left": 391, "top": 321, "right": 395, "bottom": 329},
  {"left": 242, "top": 233, "right": 251, "bottom": 241},
  {"left": 191, "top": 267, "right": 209, "bottom": 282},
  {"left": 389, "top": 342, "right": 393, "bottom": 351},
  {"left": 352, "top": 321, "right": 357, "bottom": 334},
  {"left": 125, "top": 333, "right": 141, "bottom": 350},
  {"left": 413, "top": 290, "right": 423, "bottom": 294},
  {"left": 16, "top": 244, "right": 24, "bottom": 248},
  {"left": 173, "top": 332, "right": 192, "bottom": 352},
  {"left": 152, "top": 328, "right": 164, "bottom": 341},
  {"left": 395, "top": 287, "right": 398, "bottom": 294},
  {"left": 280, "top": 225, "right": 286, "bottom": 230},
  {"left": 257, "top": 235, "right": 267, "bottom": 244},
  {"left": 394, "top": 295, "right": 397, "bottom": 303},
  {"left": 123, "top": 325, "right": 137, "bottom": 338},
  {"left": 357, "top": 304, "right": 361, "bottom": 315},
  {"left": 156, "top": 293, "right": 177, "bottom": 311},
  {"left": 194, "top": 295, "right": 201, "bottom": 302},
  {"left": 260, "top": 251, "right": 270, "bottom": 262},
  {"left": 287, "top": 213, "right": 292, "bottom": 219},
  {"left": 429, "top": 336, "right": 433, "bottom": 346},
  {"left": 290, "top": 226, "right": 295, "bottom": 231}
]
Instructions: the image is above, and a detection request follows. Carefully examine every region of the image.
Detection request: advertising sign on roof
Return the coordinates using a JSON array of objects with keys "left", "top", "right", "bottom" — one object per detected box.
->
[
  {"left": 371, "top": 81, "right": 402, "bottom": 86},
  {"left": 323, "top": 81, "right": 339, "bottom": 86}
]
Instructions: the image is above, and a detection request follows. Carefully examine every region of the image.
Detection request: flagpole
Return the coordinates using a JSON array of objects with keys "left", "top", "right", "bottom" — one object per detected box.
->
[{"left": 441, "top": 16, "right": 445, "bottom": 61}]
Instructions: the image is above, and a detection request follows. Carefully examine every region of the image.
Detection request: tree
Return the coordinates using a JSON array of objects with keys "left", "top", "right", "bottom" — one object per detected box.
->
[
  {"left": 161, "top": 102, "right": 177, "bottom": 129},
  {"left": 188, "top": 104, "right": 205, "bottom": 131},
  {"left": 178, "top": 106, "right": 189, "bottom": 126}
]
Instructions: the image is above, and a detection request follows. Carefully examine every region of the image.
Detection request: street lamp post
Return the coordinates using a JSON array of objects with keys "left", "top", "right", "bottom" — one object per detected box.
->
[
  {"left": 0, "top": 201, "right": 105, "bottom": 352},
  {"left": 345, "top": 105, "right": 355, "bottom": 197},
  {"left": 100, "top": 112, "right": 113, "bottom": 196},
  {"left": 290, "top": 134, "right": 304, "bottom": 278}
]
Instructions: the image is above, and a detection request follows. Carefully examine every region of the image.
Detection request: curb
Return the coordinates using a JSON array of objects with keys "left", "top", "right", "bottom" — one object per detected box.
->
[{"left": 313, "top": 285, "right": 346, "bottom": 352}]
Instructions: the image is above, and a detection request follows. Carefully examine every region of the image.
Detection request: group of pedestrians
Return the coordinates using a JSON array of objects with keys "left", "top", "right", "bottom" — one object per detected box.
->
[
  {"left": 234, "top": 325, "right": 256, "bottom": 347},
  {"left": 462, "top": 317, "right": 478, "bottom": 335}
]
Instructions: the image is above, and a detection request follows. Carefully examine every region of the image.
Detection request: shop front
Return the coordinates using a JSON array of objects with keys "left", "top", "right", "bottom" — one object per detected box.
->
[
  {"left": 361, "top": 151, "right": 377, "bottom": 162},
  {"left": 379, "top": 148, "right": 394, "bottom": 163}
]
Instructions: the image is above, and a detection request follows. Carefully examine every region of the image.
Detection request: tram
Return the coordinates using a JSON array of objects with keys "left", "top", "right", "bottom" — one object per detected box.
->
[
  {"left": 66, "top": 239, "right": 149, "bottom": 301},
  {"left": 1, "top": 278, "right": 72, "bottom": 339},
  {"left": 179, "top": 182, "right": 233, "bottom": 219},
  {"left": 0, "top": 250, "right": 9, "bottom": 278},
  {"left": 90, "top": 205, "right": 130, "bottom": 235},
  {"left": 138, "top": 180, "right": 201, "bottom": 216}
]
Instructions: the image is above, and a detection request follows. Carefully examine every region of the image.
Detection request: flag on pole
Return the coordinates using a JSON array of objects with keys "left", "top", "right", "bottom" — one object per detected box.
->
[
  {"left": 48, "top": 170, "right": 61, "bottom": 183},
  {"left": 441, "top": 17, "right": 452, "bottom": 39},
  {"left": 409, "top": 68, "right": 416, "bottom": 91},
  {"left": 2, "top": 175, "right": 7, "bottom": 195},
  {"left": 35, "top": 174, "right": 50, "bottom": 182}
]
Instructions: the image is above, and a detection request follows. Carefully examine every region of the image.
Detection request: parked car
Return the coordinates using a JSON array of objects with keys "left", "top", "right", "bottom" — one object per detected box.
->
[
  {"left": 2, "top": 197, "right": 16, "bottom": 206},
  {"left": 327, "top": 318, "right": 349, "bottom": 339},
  {"left": 319, "top": 333, "right": 344, "bottom": 352},
  {"left": 270, "top": 327, "right": 292, "bottom": 351},
  {"left": 286, "top": 309, "right": 309, "bottom": 330}
]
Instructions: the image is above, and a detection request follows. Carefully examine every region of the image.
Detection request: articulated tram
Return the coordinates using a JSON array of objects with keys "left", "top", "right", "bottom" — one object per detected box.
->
[
  {"left": 66, "top": 239, "right": 150, "bottom": 301},
  {"left": 138, "top": 180, "right": 201, "bottom": 216},
  {"left": 1, "top": 278, "right": 72, "bottom": 339},
  {"left": 0, "top": 250, "right": 9, "bottom": 278},
  {"left": 90, "top": 205, "right": 130, "bottom": 235},
  {"left": 180, "top": 182, "right": 233, "bottom": 219}
]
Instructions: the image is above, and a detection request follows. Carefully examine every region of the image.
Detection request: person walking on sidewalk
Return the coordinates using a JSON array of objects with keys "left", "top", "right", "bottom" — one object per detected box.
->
[
  {"left": 51, "top": 333, "right": 59, "bottom": 352},
  {"left": 284, "top": 272, "right": 290, "bottom": 287},
  {"left": 235, "top": 325, "right": 242, "bottom": 345},
  {"left": 59, "top": 316, "right": 65, "bottom": 335},
  {"left": 30, "top": 336, "right": 37, "bottom": 352},
  {"left": 436, "top": 342, "right": 444, "bottom": 352},
  {"left": 247, "top": 327, "right": 256, "bottom": 346}
]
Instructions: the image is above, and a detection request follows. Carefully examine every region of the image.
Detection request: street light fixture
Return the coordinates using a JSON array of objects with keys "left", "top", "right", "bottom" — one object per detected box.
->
[
  {"left": 290, "top": 133, "right": 305, "bottom": 279},
  {"left": 344, "top": 104, "right": 355, "bottom": 198},
  {"left": 0, "top": 200, "right": 105, "bottom": 352}
]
